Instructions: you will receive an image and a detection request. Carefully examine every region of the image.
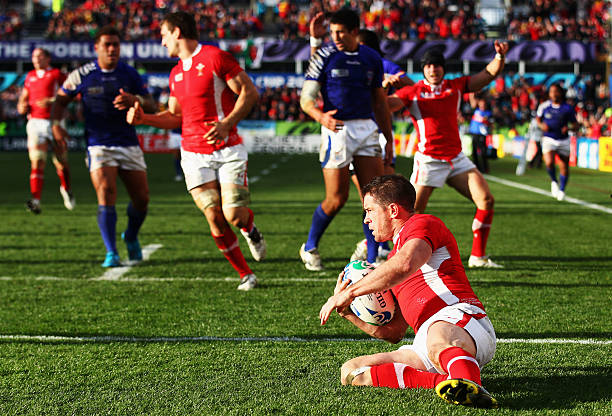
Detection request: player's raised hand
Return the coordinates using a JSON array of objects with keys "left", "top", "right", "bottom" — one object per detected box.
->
[
  {"left": 320, "top": 109, "right": 344, "bottom": 132},
  {"left": 203, "top": 120, "right": 230, "bottom": 145},
  {"left": 382, "top": 72, "right": 405, "bottom": 89},
  {"left": 113, "top": 88, "right": 137, "bottom": 110},
  {"left": 126, "top": 100, "right": 144, "bottom": 125},
  {"left": 310, "top": 11, "right": 326, "bottom": 40},
  {"left": 494, "top": 40, "right": 509, "bottom": 56}
]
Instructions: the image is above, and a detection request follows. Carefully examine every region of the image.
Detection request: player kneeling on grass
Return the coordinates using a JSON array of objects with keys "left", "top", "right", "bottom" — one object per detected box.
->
[{"left": 320, "top": 174, "right": 498, "bottom": 409}]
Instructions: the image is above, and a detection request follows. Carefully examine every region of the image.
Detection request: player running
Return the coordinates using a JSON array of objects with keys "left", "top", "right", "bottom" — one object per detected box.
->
[
  {"left": 51, "top": 26, "right": 156, "bottom": 267},
  {"left": 127, "top": 12, "right": 265, "bottom": 291},
  {"left": 536, "top": 83, "right": 578, "bottom": 201},
  {"left": 17, "top": 47, "right": 74, "bottom": 214},
  {"left": 299, "top": 8, "right": 394, "bottom": 271},
  {"left": 387, "top": 43, "right": 509, "bottom": 268},
  {"left": 320, "top": 174, "right": 498, "bottom": 409}
]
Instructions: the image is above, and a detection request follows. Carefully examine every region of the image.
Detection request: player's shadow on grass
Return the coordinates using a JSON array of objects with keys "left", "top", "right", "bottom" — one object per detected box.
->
[{"left": 487, "top": 370, "right": 612, "bottom": 410}]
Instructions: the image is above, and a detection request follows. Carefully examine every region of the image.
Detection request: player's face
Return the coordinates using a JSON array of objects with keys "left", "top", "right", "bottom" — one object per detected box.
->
[
  {"left": 363, "top": 194, "right": 393, "bottom": 242},
  {"left": 160, "top": 23, "right": 180, "bottom": 57},
  {"left": 31, "top": 49, "right": 50, "bottom": 70},
  {"left": 330, "top": 23, "right": 358, "bottom": 52},
  {"left": 549, "top": 86, "right": 562, "bottom": 103},
  {"left": 95, "top": 35, "right": 121, "bottom": 70},
  {"left": 423, "top": 63, "right": 444, "bottom": 85}
]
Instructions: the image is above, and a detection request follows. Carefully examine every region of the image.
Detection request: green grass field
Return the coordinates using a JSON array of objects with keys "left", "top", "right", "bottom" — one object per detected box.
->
[{"left": 0, "top": 151, "right": 610, "bottom": 415}]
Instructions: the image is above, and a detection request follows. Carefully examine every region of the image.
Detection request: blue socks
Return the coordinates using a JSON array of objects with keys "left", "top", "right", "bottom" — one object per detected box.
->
[
  {"left": 97, "top": 205, "right": 117, "bottom": 253},
  {"left": 124, "top": 202, "right": 147, "bottom": 242},
  {"left": 559, "top": 174, "right": 568, "bottom": 191},
  {"left": 363, "top": 221, "right": 378, "bottom": 263},
  {"left": 305, "top": 204, "right": 334, "bottom": 251},
  {"left": 174, "top": 158, "right": 182, "bottom": 176},
  {"left": 546, "top": 166, "right": 557, "bottom": 183}
]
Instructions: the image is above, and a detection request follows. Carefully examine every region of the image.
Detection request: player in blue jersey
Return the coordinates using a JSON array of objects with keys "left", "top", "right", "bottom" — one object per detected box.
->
[
  {"left": 299, "top": 8, "right": 394, "bottom": 271},
  {"left": 468, "top": 97, "right": 492, "bottom": 173},
  {"left": 536, "top": 84, "right": 578, "bottom": 201},
  {"left": 51, "top": 26, "right": 156, "bottom": 267}
]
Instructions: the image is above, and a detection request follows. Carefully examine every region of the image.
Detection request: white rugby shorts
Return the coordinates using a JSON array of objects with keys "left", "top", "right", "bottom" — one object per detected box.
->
[
  {"left": 86, "top": 145, "right": 147, "bottom": 172},
  {"left": 542, "top": 136, "right": 570, "bottom": 157},
  {"left": 410, "top": 151, "right": 476, "bottom": 188},
  {"left": 168, "top": 131, "right": 182, "bottom": 150},
  {"left": 181, "top": 143, "right": 249, "bottom": 191},
  {"left": 26, "top": 118, "right": 53, "bottom": 147},
  {"left": 320, "top": 119, "right": 382, "bottom": 169},
  {"left": 399, "top": 303, "right": 496, "bottom": 373}
]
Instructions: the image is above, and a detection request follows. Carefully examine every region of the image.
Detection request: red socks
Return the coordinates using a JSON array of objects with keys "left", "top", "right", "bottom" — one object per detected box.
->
[
  {"left": 56, "top": 166, "right": 71, "bottom": 192},
  {"left": 368, "top": 347, "right": 482, "bottom": 389},
  {"left": 438, "top": 346, "right": 482, "bottom": 385},
  {"left": 212, "top": 228, "right": 252, "bottom": 277},
  {"left": 240, "top": 208, "right": 254, "bottom": 234},
  {"left": 371, "top": 363, "right": 446, "bottom": 389},
  {"left": 30, "top": 168, "right": 44, "bottom": 199},
  {"left": 471, "top": 209, "right": 494, "bottom": 257}
]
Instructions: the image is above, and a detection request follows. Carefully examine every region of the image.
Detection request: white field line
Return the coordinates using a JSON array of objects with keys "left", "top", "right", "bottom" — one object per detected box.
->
[
  {"left": 91, "top": 244, "right": 163, "bottom": 281},
  {"left": 249, "top": 155, "right": 289, "bottom": 184},
  {"left": 0, "top": 334, "right": 610, "bottom": 345},
  {"left": 0, "top": 275, "right": 334, "bottom": 282},
  {"left": 485, "top": 175, "right": 612, "bottom": 214}
]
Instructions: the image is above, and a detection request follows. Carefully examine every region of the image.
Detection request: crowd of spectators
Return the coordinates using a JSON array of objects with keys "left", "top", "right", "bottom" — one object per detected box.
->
[
  {"left": 507, "top": 0, "right": 610, "bottom": 42},
  {"left": 0, "top": 9, "right": 23, "bottom": 40}
]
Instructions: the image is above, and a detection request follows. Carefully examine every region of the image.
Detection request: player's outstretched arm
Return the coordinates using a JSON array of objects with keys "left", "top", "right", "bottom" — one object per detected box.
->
[
  {"left": 50, "top": 90, "right": 73, "bottom": 154},
  {"left": 127, "top": 97, "right": 182, "bottom": 129},
  {"left": 387, "top": 94, "right": 406, "bottom": 113},
  {"left": 371, "top": 87, "right": 394, "bottom": 165},
  {"left": 468, "top": 40, "right": 509, "bottom": 93}
]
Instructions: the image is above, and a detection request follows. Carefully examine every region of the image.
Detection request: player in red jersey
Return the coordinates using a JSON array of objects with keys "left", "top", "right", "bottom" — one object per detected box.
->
[
  {"left": 387, "top": 42, "right": 509, "bottom": 268},
  {"left": 17, "top": 47, "right": 74, "bottom": 214},
  {"left": 127, "top": 12, "right": 264, "bottom": 291},
  {"left": 320, "top": 175, "right": 498, "bottom": 409}
]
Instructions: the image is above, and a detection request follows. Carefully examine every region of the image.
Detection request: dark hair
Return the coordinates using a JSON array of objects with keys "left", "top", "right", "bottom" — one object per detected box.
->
[
  {"left": 549, "top": 83, "right": 566, "bottom": 100},
  {"left": 94, "top": 26, "right": 121, "bottom": 44},
  {"left": 162, "top": 11, "right": 199, "bottom": 40},
  {"left": 330, "top": 8, "right": 360, "bottom": 32},
  {"left": 421, "top": 49, "right": 446, "bottom": 72},
  {"left": 362, "top": 175, "right": 416, "bottom": 212},
  {"left": 33, "top": 47, "right": 51, "bottom": 58},
  {"left": 357, "top": 29, "right": 382, "bottom": 56}
]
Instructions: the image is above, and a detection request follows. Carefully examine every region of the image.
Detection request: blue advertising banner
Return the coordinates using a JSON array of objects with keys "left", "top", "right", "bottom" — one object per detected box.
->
[{"left": 0, "top": 39, "right": 599, "bottom": 64}]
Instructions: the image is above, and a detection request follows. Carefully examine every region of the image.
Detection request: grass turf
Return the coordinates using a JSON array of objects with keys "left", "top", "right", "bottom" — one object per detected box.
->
[{"left": 0, "top": 151, "right": 610, "bottom": 415}]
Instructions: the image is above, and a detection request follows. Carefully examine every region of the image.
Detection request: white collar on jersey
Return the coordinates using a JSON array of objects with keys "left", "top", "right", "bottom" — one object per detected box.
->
[
  {"left": 35, "top": 69, "right": 47, "bottom": 78},
  {"left": 423, "top": 78, "right": 444, "bottom": 92},
  {"left": 182, "top": 44, "right": 202, "bottom": 72}
]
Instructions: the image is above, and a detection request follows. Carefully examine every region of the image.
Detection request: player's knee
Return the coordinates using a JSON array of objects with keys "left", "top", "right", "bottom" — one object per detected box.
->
[
  {"left": 221, "top": 187, "right": 250, "bottom": 209},
  {"left": 52, "top": 152, "right": 68, "bottom": 165},
  {"left": 193, "top": 188, "right": 221, "bottom": 213},
  {"left": 29, "top": 148, "right": 47, "bottom": 163},
  {"left": 324, "top": 195, "right": 347, "bottom": 214}
]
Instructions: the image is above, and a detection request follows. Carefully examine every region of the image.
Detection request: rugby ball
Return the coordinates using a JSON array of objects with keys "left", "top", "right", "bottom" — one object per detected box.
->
[{"left": 342, "top": 260, "right": 396, "bottom": 326}]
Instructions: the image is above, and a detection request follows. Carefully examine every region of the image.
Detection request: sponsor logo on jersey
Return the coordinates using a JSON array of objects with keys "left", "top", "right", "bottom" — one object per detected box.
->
[
  {"left": 87, "top": 86, "right": 103, "bottom": 95},
  {"left": 420, "top": 89, "right": 452, "bottom": 99},
  {"left": 331, "top": 68, "right": 349, "bottom": 78},
  {"left": 345, "top": 60, "right": 361, "bottom": 65},
  {"left": 175, "top": 73, "right": 183, "bottom": 82}
]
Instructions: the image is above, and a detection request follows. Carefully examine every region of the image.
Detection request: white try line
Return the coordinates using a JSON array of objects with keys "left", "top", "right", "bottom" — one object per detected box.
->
[
  {"left": 91, "top": 244, "right": 163, "bottom": 281},
  {"left": 0, "top": 334, "right": 610, "bottom": 345},
  {"left": 485, "top": 175, "right": 612, "bottom": 214},
  {"left": 0, "top": 275, "right": 335, "bottom": 283}
]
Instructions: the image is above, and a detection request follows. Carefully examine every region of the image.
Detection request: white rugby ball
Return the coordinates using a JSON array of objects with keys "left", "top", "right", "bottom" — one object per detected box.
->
[{"left": 342, "top": 260, "right": 396, "bottom": 326}]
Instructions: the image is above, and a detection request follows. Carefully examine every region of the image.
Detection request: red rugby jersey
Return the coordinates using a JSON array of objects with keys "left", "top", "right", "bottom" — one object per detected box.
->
[
  {"left": 24, "top": 68, "right": 65, "bottom": 119},
  {"left": 169, "top": 45, "right": 244, "bottom": 154},
  {"left": 389, "top": 214, "right": 484, "bottom": 333},
  {"left": 395, "top": 77, "right": 470, "bottom": 160}
]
